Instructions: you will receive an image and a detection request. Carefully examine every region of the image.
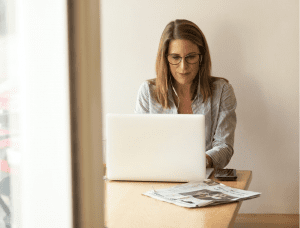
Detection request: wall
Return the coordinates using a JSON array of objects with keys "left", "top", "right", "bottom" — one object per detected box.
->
[{"left": 100, "top": 0, "right": 299, "bottom": 214}]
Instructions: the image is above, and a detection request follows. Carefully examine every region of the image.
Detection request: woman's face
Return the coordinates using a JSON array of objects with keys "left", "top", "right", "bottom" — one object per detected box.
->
[{"left": 168, "top": 39, "right": 200, "bottom": 86}]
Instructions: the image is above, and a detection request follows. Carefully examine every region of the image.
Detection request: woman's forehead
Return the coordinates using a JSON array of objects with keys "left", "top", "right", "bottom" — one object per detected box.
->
[{"left": 168, "top": 39, "right": 199, "bottom": 55}]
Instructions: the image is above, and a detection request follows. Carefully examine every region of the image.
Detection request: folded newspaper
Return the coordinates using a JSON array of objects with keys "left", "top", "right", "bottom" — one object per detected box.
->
[{"left": 143, "top": 179, "right": 261, "bottom": 208}]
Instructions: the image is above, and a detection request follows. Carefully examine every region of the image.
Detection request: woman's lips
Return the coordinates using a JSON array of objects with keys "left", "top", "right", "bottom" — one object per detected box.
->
[{"left": 178, "top": 72, "right": 190, "bottom": 76}]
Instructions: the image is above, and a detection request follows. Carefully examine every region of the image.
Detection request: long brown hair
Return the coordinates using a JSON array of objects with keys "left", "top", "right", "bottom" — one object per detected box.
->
[{"left": 148, "top": 19, "right": 228, "bottom": 109}]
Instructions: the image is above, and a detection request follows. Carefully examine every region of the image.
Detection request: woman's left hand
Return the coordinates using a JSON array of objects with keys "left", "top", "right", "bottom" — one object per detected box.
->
[{"left": 206, "top": 154, "right": 213, "bottom": 168}]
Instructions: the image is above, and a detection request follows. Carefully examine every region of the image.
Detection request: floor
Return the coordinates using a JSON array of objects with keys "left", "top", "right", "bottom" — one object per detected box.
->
[
  {"left": 234, "top": 214, "right": 299, "bottom": 228},
  {"left": 0, "top": 211, "right": 298, "bottom": 227}
]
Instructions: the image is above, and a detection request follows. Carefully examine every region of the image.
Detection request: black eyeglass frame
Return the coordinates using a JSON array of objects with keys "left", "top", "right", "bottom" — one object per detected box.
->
[{"left": 167, "top": 53, "right": 203, "bottom": 65}]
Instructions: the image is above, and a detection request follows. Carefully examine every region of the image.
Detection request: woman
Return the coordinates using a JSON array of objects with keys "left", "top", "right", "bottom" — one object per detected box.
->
[{"left": 134, "top": 19, "right": 237, "bottom": 170}]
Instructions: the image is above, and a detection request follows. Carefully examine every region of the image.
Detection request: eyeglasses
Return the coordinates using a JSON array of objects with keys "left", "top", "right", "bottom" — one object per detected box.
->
[{"left": 167, "top": 53, "right": 202, "bottom": 65}]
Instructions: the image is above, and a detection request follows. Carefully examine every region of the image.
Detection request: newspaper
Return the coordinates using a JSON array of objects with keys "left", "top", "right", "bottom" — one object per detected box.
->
[{"left": 143, "top": 179, "right": 261, "bottom": 208}]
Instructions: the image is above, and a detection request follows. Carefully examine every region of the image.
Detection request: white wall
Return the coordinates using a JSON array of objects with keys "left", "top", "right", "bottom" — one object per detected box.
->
[{"left": 100, "top": 0, "right": 299, "bottom": 214}]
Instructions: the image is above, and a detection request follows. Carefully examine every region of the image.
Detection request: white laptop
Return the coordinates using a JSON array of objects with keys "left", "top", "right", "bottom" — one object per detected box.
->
[{"left": 106, "top": 114, "right": 209, "bottom": 182}]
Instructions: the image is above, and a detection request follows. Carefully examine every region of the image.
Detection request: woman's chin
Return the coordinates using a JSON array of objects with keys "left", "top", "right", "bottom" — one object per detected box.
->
[{"left": 175, "top": 76, "right": 194, "bottom": 85}]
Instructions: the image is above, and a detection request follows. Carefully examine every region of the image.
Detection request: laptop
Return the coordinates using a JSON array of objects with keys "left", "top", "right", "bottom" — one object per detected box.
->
[{"left": 106, "top": 114, "right": 208, "bottom": 182}]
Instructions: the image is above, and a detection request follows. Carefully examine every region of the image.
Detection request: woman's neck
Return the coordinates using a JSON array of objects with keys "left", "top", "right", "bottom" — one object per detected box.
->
[{"left": 172, "top": 79, "right": 197, "bottom": 100}]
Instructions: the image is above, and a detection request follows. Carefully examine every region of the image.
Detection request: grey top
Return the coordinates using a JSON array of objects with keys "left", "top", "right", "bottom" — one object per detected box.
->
[{"left": 134, "top": 79, "right": 237, "bottom": 169}]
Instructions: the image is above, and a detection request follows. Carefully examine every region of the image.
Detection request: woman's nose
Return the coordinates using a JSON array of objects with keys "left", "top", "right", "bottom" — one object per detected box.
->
[{"left": 178, "top": 58, "right": 188, "bottom": 71}]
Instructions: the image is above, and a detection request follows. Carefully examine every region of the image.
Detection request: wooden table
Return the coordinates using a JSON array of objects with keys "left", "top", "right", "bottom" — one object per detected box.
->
[{"left": 104, "top": 170, "right": 252, "bottom": 228}]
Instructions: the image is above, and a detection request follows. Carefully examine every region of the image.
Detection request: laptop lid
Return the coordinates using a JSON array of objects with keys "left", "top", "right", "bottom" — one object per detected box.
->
[{"left": 106, "top": 114, "right": 206, "bottom": 182}]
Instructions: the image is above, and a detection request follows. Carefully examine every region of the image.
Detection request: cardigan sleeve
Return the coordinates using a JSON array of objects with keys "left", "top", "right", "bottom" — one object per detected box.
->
[
  {"left": 206, "top": 82, "right": 237, "bottom": 169},
  {"left": 134, "top": 81, "right": 150, "bottom": 114}
]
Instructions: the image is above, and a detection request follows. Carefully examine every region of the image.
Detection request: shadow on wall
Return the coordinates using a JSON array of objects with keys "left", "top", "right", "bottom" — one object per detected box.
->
[
  {"left": 211, "top": 21, "right": 273, "bottom": 169},
  {"left": 212, "top": 22, "right": 299, "bottom": 213}
]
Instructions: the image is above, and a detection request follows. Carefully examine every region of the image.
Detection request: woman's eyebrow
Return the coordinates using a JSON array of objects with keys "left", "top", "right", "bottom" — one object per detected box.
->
[
  {"left": 186, "top": 52, "right": 198, "bottom": 55},
  {"left": 169, "top": 52, "right": 199, "bottom": 56}
]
